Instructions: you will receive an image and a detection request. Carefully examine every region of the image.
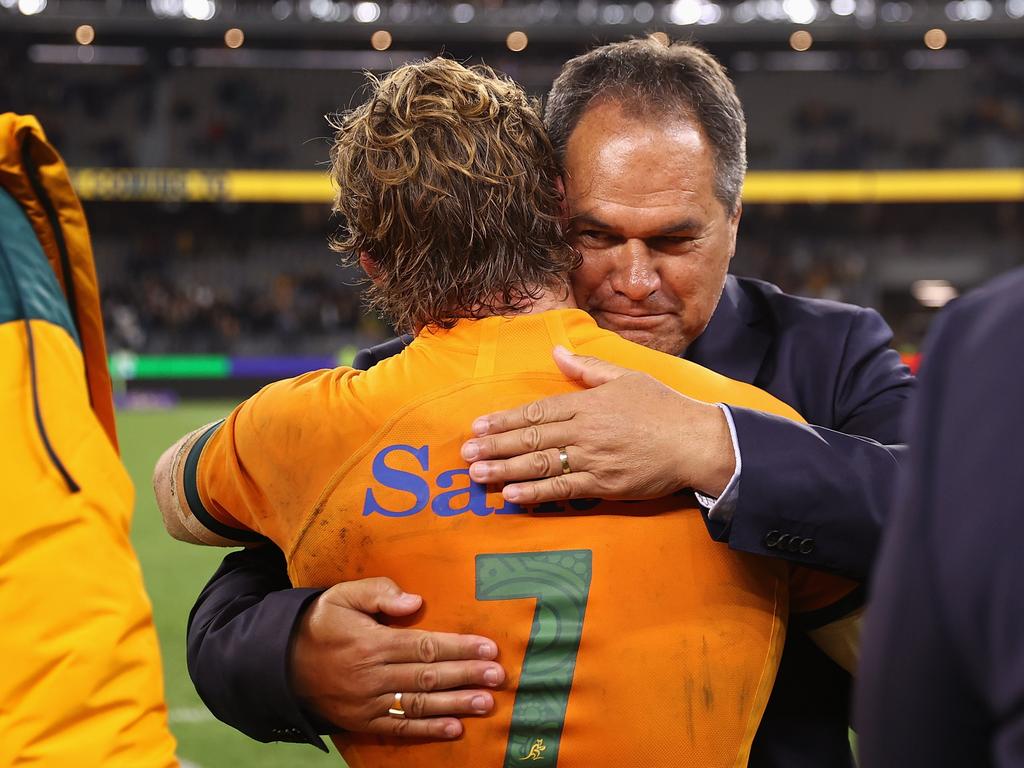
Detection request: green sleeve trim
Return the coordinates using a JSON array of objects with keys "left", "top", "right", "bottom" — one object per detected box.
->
[
  {"left": 0, "top": 188, "right": 79, "bottom": 344},
  {"left": 182, "top": 420, "right": 266, "bottom": 544}
]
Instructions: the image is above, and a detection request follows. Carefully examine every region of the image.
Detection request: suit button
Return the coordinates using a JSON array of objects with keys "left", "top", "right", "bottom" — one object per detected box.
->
[
  {"left": 764, "top": 530, "right": 781, "bottom": 548},
  {"left": 799, "top": 538, "right": 815, "bottom": 554},
  {"left": 787, "top": 536, "right": 801, "bottom": 553}
]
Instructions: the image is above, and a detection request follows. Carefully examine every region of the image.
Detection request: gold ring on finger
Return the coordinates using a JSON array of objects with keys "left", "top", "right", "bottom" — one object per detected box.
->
[
  {"left": 388, "top": 692, "right": 406, "bottom": 718},
  {"left": 558, "top": 447, "right": 572, "bottom": 475}
]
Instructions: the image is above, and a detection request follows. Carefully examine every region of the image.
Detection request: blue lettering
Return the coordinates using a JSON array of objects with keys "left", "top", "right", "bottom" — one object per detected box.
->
[
  {"left": 362, "top": 445, "right": 431, "bottom": 517},
  {"left": 494, "top": 500, "right": 527, "bottom": 515},
  {"left": 431, "top": 469, "right": 494, "bottom": 517}
]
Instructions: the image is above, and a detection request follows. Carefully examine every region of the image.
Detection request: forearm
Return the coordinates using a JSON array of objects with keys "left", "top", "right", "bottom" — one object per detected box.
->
[
  {"left": 710, "top": 406, "right": 907, "bottom": 579},
  {"left": 187, "top": 545, "right": 329, "bottom": 748}
]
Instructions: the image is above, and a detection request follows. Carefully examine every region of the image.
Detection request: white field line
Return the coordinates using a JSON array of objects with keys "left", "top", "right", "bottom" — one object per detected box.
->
[{"left": 169, "top": 705, "right": 216, "bottom": 724}]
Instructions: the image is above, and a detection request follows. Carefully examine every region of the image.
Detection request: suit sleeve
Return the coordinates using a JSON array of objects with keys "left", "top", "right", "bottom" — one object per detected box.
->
[
  {"left": 858, "top": 273, "right": 1024, "bottom": 767},
  {"left": 710, "top": 307, "right": 914, "bottom": 579},
  {"left": 187, "top": 545, "right": 332, "bottom": 749}
]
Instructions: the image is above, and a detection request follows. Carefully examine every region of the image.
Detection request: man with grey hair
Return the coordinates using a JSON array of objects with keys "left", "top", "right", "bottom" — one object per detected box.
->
[{"left": 185, "top": 39, "right": 911, "bottom": 767}]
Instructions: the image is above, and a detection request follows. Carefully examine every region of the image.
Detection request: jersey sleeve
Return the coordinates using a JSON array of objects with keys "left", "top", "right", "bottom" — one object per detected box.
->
[{"left": 179, "top": 371, "right": 343, "bottom": 550}]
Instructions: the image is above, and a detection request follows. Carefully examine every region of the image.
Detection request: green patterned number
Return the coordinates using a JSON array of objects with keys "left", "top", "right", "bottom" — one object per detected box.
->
[{"left": 475, "top": 550, "right": 593, "bottom": 767}]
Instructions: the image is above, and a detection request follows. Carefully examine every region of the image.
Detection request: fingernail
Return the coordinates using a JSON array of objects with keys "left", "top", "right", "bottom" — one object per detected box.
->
[
  {"left": 462, "top": 442, "right": 480, "bottom": 461},
  {"left": 478, "top": 642, "right": 496, "bottom": 658},
  {"left": 472, "top": 418, "right": 489, "bottom": 436},
  {"left": 484, "top": 668, "right": 501, "bottom": 685},
  {"left": 553, "top": 345, "right": 569, "bottom": 356},
  {"left": 396, "top": 592, "right": 420, "bottom": 606},
  {"left": 471, "top": 695, "right": 489, "bottom": 712},
  {"left": 444, "top": 723, "right": 460, "bottom": 738},
  {"left": 505, "top": 487, "right": 521, "bottom": 503}
]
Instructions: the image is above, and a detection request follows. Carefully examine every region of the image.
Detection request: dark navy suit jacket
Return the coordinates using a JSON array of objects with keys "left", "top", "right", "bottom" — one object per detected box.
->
[
  {"left": 186, "top": 275, "right": 914, "bottom": 766},
  {"left": 856, "top": 267, "right": 1024, "bottom": 768}
]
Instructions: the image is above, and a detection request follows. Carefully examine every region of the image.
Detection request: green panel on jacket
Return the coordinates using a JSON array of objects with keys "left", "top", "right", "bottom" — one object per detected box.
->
[{"left": 0, "top": 187, "right": 79, "bottom": 347}]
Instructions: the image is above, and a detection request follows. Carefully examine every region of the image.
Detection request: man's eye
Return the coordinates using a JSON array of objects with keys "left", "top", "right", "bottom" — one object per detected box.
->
[
  {"left": 578, "top": 230, "right": 611, "bottom": 242},
  {"left": 655, "top": 236, "right": 696, "bottom": 248}
]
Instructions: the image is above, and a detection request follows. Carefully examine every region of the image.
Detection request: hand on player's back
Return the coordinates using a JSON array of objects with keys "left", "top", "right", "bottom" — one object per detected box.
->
[
  {"left": 461, "top": 346, "right": 736, "bottom": 504},
  {"left": 291, "top": 577, "right": 506, "bottom": 739}
]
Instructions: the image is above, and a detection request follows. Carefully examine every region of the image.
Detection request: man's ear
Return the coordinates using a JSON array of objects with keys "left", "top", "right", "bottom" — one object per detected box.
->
[
  {"left": 555, "top": 175, "right": 570, "bottom": 226},
  {"left": 359, "top": 251, "right": 381, "bottom": 283},
  {"left": 727, "top": 201, "right": 742, "bottom": 261}
]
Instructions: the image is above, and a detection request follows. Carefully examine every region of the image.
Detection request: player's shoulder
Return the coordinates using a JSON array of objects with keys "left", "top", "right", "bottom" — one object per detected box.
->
[
  {"left": 579, "top": 328, "right": 802, "bottom": 421},
  {"left": 243, "top": 367, "right": 368, "bottom": 428}
]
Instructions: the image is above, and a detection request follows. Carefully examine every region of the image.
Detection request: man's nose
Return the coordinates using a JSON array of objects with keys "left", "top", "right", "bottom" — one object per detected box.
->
[{"left": 611, "top": 240, "right": 660, "bottom": 301}]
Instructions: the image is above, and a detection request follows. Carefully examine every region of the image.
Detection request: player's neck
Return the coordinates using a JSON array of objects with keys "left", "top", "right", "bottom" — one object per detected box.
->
[
  {"left": 510, "top": 284, "right": 578, "bottom": 317},
  {"left": 413, "top": 283, "right": 577, "bottom": 334}
]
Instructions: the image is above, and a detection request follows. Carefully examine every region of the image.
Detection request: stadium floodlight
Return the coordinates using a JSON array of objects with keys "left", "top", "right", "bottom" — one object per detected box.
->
[
  {"left": 182, "top": 0, "right": 215, "bottom": 20},
  {"left": 634, "top": 1, "right": 655, "bottom": 21},
  {"left": 756, "top": 0, "right": 787, "bottom": 20},
  {"left": 17, "top": 0, "right": 45, "bottom": 14},
  {"left": 733, "top": 0, "right": 758, "bottom": 21},
  {"left": 1009, "top": 0, "right": 1024, "bottom": 17},
  {"left": 784, "top": 0, "right": 819, "bottom": 23},
  {"left": 966, "top": 0, "right": 992, "bottom": 18},
  {"left": 506, "top": 30, "right": 528, "bottom": 51},
  {"left": 309, "top": 0, "right": 332, "bottom": 19},
  {"left": 0, "top": 0, "right": 17, "bottom": 9},
  {"left": 879, "top": 1, "right": 911, "bottom": 21},
  {"left": 668, "top": 0, "right": 703, "bottom": 25},
  {"left": 271, "top": 0, "right": 292, "bottom": 19},
  {"left": 830, "top": 0, "right": 856, "bottom": 14},
  {"left": 911, "top": 280, "right": 957, "bottom": 308},
  {"left": 353, "top": 1, "right": 380, "bottom": 22},
  {"left": 150, "top": 0, "right": 183, "bottom": 16},
  {"left": 452, "top": 3, "right": 474, "bottom": 22},
  {"left": 946, "top": 0, "right": 992, "bottom": 19},
  {"left": 601, "top": 4, "right": 625, "bottom": 22},
  {"left": 699, "top": 2, "right": 722, "bottom": 22}
]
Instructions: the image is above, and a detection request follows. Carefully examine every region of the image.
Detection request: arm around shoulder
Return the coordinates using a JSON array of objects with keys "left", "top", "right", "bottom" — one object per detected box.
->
[
  {"left": 187, "top": 545, "right": 331, "bottom": 748},
  {"left": 712, "top": 306, "right": 915, "bottom": 579}
]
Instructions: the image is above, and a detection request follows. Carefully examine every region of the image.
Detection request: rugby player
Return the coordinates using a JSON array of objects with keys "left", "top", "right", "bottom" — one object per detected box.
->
[{"left": 154, "top": 58, "right": 860, "bottom": 767}]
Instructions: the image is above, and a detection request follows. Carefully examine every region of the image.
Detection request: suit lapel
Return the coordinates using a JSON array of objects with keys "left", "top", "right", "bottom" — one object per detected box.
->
[{"left": 684, "top": 276, "right": 772, "bottom": 386}]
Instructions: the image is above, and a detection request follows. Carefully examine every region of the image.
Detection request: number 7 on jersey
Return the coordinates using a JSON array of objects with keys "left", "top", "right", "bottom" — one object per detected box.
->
[{"left": 476, "top": 550, "right": 593, "bottom": 767}]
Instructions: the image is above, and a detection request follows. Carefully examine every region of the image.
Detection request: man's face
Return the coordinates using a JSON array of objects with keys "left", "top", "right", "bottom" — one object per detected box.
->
[{"left": 565, "top": 100, "right": 741, "bottom": 356}]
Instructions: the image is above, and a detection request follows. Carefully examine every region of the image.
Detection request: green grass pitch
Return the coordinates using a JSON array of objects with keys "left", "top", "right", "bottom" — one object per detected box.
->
[{"left": 118, "top": 401, "right": 343, "bottom": 768}]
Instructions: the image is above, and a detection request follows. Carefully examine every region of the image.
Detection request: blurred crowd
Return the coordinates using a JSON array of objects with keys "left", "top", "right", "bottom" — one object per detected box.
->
[
  {"left": 101, "top": 268, "right": 386, "bottom": 355},
  {"left": 6, "top": 39, "right": 1022, "bottom": 358},
  {"left": 4, "top": 43, "right": 1023, "bottom": 171},
  {"left": 88, "top": 202, "right": 1023, "bottom": 357}
]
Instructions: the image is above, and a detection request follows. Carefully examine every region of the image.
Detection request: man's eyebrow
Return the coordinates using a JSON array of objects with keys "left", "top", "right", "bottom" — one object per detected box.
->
[
  {"left": 571, "top": 213, "right": 703, "bottom": 236},
  {"left": 654, "top": 219, "right": 702, "bottom": 235},
  {"left": 571, "top": 213, "right": 616, "bottom": 230}
]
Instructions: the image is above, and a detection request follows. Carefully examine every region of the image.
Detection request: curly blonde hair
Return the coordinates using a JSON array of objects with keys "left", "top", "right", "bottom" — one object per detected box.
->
[{"left": 329, "top": 57, "right": 578, "bottom": 332}]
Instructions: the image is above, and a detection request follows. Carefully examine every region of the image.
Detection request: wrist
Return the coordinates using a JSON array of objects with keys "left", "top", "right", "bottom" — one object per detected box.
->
[{"left": 691, "top": 402, "right": 737, "bottom": 498}]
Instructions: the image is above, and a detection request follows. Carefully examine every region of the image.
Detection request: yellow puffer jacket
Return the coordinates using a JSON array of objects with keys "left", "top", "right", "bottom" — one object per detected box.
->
[{"left": 0, "top": 114, "right": 178, "bottom": 767}]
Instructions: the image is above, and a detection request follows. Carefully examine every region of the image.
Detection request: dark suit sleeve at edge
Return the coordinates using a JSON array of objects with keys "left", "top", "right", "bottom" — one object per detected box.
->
[
  {"left": 709, "top": 307, "right": 914, "bottom": 580},
  {"left": 186, "top": 545, "right": 331, "bottom": 748}
]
